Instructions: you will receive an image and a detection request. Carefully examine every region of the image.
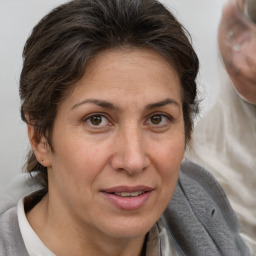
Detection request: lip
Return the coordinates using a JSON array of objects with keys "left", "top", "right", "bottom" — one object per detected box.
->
[{"left": 101, "top": 186, "right": 153, "bottom": 210}]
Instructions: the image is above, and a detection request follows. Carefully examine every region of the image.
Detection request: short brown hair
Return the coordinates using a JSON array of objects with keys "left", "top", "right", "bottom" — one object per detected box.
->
[{"left": 20, "top": 0, "right": 199, "bottom": 190}]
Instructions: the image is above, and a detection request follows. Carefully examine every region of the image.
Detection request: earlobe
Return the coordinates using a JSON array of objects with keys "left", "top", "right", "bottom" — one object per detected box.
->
[{"left": 27, "top": 124, "right": 52, "bottom": 168}]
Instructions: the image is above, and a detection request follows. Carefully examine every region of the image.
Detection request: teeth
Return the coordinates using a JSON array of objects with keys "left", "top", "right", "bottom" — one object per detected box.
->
[{"left": 114, "top": 191, "right": 144, "bottom": 197}]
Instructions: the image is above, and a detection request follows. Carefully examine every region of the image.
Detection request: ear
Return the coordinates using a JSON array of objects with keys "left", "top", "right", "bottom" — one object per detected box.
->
[{"left": 27, "top": 124, "right": 52, "bottom": 168}]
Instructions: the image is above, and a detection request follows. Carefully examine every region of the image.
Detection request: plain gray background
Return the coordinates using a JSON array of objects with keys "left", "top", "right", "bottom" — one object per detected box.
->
[{"left": 0, "top": 0, "right": 225, "bottom": 188}]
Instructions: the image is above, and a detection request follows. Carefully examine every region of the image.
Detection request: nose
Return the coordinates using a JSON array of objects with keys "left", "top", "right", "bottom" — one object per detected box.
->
[{"left": 110, "top": 126, "right": 149, "bottom": 175}]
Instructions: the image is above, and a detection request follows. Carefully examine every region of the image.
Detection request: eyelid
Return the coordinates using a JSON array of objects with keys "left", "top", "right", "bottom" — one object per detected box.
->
[
  {"left": 145, "top": 112, "right": 173, "bottom": 126},
  {"left": 83, "top": 113, "right": 113, "bottom": 127}
]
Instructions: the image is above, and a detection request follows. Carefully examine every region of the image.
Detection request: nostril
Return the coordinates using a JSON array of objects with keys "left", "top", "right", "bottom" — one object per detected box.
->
[{"left": 211, "top": 209, "right": 215, "bottom": 217}]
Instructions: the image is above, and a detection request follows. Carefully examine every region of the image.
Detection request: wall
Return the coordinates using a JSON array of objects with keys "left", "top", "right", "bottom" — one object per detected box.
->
[{"left": 0, "top": 0, "right": 225, "bottom": 188}]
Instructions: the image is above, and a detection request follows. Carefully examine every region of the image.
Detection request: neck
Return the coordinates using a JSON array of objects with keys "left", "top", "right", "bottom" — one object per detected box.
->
[{"left": 26, "top": 193, "right": 147, "bottom": 256}]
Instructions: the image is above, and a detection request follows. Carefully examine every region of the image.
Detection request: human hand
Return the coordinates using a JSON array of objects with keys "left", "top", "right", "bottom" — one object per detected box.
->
[{"left": 218, "top": 0, "right": 256, "bottom": 104}]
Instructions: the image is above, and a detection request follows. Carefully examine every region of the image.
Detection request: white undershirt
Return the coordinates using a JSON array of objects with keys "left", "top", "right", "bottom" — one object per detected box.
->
[
  {"left": 17, "top": 198, "right": 56, "bottom": 256},
  {"left": 17, "top": 196, "right": 177, "bottom": 256}
]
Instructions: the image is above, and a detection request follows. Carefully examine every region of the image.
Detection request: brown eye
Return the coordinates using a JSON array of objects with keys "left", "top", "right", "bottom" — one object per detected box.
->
[
  {"left": 86, "top": 114, "right": 109, "bottom": 126},
  {"left": 147, "top": 114, "right": 171, "bottom": 127},
  {"left": 90, "top": 115, "right": 102, "bottom": 125},
  {"left": 150, "top": 115, "right": 162, "bottom": 125}
]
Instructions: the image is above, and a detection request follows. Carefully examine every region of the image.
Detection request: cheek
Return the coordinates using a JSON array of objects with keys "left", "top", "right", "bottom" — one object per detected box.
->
[
  {"left": 150, "top": 141, "right": 183, "bottom": 217},
  {"left": 152, "top": 136, "right": 185, "bottom": 181},
  {"left": 53, "top": 138, "right": 113, "bottom": 187},
  {"left": 160, "top": 147, "right": 183, "bottom": 182}
]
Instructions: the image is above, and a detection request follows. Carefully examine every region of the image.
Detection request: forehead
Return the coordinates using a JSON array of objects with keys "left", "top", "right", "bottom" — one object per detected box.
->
[
  {"left": 86, "top": 47, "right": 179, "bottom": 82},
  {"left": 63, "top": 47, "right": 182, "bottom": 109}
]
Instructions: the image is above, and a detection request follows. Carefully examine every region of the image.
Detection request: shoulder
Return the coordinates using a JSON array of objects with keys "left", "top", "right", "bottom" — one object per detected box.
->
[
  {"left": 161, "top": 158, "right": 251, "bottom": 256},
  {"left": 0, "top": 174, "right": 40, "bottom": 256},
  {"left": 178, "top": 158, "right": 237, "bottom": 224},
  {"left": 0, "top": 174, "right": 40, "bottom": 215}
]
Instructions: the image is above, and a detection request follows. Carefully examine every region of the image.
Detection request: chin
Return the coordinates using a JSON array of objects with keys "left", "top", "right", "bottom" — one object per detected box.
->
[
  {"left": 101, "top": 215, "right": 157, "bottom": 239},
  {"left": 233, "top": 84, "right": 256, "bottom": 105}
]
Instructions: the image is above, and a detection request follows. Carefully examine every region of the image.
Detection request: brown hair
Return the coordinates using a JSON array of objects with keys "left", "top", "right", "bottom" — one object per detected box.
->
[{"left": 20, "top": 0, "right": 199, "bottom": 190}]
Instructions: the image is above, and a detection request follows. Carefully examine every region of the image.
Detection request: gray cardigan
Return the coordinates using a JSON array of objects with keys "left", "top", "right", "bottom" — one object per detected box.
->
[{"left": 0, "top": 159, "right": 251, "bottom": 256}]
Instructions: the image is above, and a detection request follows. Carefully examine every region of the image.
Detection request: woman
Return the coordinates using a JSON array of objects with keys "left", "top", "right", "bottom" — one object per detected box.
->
[{"left": 0, "top": 0, "right": 251, "bottom": 255}]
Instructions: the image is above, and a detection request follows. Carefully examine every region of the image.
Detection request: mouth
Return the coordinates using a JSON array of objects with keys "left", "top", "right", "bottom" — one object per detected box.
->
[
  {"left": 101, "top": 186, "right": 153, "bottom": 210},
  {"left": 113, "top": 191, "right": 145, "bottom": 197},
  {"left": 102, "top": 185, "right": 153, "bottom": 196}
]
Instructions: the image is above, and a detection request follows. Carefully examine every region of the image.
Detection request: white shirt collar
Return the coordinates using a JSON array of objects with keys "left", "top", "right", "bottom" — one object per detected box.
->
[{"left": 17, "top": 197, "right": 56, "bottom": 256}]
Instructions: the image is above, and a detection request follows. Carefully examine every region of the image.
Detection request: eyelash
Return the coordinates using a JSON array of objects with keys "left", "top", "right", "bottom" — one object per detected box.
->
[
  {"left": 84, "top": 113, "right": 112, "bottom": 127},
  {"left": 145, "top": 113, "right": 173, "bottom": 127}
]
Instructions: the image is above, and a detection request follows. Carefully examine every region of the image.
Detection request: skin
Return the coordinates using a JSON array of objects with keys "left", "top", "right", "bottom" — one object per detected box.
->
[
  {"left": 218, "top": 0, "right": 256, "bottom": 104},
  {"left": 27, "top": 48, "right": 185, "bottom": 256}
]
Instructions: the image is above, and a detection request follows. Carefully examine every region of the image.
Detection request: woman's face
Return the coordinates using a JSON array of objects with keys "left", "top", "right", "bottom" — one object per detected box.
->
[{"left": 45, "top": 48, "right": 185, "bottom": 241}]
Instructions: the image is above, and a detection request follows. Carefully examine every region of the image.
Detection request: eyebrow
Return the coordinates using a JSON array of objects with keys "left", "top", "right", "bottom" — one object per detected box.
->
[
  {"left": 71, "top": 98, "right": 180, "bottom": 111},
  {"left": 145, "top": 98, "right": 180, "bottom": 110},
  {"left": 71, "top": 99, "right": 118, "bottom": 110}
]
